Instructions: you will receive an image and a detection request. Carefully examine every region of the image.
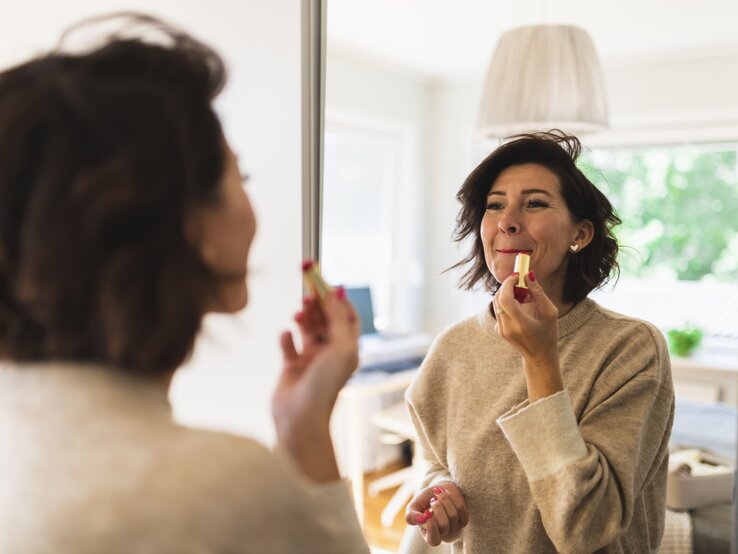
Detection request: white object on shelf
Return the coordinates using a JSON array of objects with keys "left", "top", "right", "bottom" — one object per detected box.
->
[
  {"left": 666, "top": 449, "right": 735, "bottom": 510},
  {"left": 673, "top": 379, "right": 721, "bottom": 404}
]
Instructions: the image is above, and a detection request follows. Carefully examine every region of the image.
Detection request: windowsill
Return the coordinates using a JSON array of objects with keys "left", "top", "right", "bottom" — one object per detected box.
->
[{"left": 670, "top": 347, "right": 738, "bottom": 373}]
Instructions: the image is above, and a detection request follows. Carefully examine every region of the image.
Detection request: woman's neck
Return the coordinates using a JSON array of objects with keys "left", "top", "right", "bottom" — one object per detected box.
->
[
  {"left": 156, "top": 370, "right": 176, "bottom": 392},
  {"left": 539, "top": 276, "right": 574, "bottom": 318}
]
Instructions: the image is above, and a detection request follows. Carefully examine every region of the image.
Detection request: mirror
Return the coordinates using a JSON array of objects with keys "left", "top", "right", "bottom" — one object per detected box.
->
[{"left": 323, "top": 1, "right": 738, "bottom": 551}]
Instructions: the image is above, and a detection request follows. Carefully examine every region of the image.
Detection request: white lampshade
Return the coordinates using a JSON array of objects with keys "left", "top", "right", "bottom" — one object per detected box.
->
[{"left": 478, "top": 24, "right": 609, "bottom": 138}]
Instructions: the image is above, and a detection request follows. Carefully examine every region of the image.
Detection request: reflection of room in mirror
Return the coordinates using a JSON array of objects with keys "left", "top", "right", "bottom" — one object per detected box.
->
[{"left": 326, "top": 2, "right": 738, "bottom": 551}]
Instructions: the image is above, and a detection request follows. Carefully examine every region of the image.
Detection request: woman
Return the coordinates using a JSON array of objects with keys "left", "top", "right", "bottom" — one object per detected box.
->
[
  {"left": 0, "top": 14, "right": 368, "bottom": 554},
  {"left": 404, "top": 132, "right": 674, "bottom": 553}
]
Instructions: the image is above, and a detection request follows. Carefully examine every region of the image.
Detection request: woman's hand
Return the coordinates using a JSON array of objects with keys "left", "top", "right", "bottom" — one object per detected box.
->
[
  {"left": 493, "top": 271, "right": 563, "bottom": 402},
  {"left": 272, "top": 289, "right": 360, "bottom": 482},
  {"left": 405, "top": 482, "right": 468, "bottom": 546}
]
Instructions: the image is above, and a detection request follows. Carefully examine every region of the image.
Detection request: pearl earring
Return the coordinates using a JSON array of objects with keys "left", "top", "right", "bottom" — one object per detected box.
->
[{"left": 569, "top": 244, "right": 579, "bottom": 253}]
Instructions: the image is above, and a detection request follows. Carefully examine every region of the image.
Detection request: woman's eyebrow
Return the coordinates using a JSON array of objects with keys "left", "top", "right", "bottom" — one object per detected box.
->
[
  {"left": 486, "top": 188, "right": 553, "bottom": 197},
  {"left": 521, "top": 188, "right": 553, "bottom": 196}
]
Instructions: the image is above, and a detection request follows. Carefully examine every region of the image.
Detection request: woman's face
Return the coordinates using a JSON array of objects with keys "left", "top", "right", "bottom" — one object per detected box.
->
[
  {"left": 480, "top": 163, "right": 592, "bottom": 304},
  {"left": 189, "top": 141, "right": 257, "bottom": 313}
]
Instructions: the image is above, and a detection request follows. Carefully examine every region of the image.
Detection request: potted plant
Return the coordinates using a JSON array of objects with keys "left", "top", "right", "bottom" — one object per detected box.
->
[{"left": 667, "top": 324, "right": 704, "bottom": 357}]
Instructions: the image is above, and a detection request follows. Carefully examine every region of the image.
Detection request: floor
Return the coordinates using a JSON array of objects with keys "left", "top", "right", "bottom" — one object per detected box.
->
[{"left": 363, "top": 462, "right": 410, "bottom": 553}]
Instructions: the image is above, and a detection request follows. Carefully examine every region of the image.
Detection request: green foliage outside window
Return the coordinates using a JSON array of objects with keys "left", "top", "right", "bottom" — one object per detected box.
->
[{"left": 579, "top": 146, "right": 738, "bottom": 282}]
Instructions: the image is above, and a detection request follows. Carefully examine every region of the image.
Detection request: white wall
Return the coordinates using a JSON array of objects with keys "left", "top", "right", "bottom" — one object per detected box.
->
[
  {"left": 327, "top": 46, "right": 431, "bottom": 124},
  {"left": 605, "top": 48, "right": 738, "bottom": 125},
  {"left": 423, "top": 80, "right": 491, "bottom": 334},
  {"left": 0, "top": 1, "right": 304, "bottom": 443}
]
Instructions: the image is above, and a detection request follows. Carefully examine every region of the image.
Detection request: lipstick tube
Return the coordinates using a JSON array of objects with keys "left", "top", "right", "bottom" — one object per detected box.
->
[
  {"left": 301, "top": 259, "right": 333, "bottom": 301},
  {"left": 513, "top": 253, "right": 530, "bottom": 303}
]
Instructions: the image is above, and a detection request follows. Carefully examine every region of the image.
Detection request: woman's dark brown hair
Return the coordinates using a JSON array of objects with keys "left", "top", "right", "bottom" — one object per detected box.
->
[
  {"left": 451, "top": 130, "right": 620, "bottom": 305},
  {"left": 0, "top": 14, "right": 227, "bottom": 375}
]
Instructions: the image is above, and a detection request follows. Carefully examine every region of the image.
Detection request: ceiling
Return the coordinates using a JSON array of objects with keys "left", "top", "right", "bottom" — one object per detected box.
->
[{"left": 327, "top": 0, "right": 738, "bottom": 79}]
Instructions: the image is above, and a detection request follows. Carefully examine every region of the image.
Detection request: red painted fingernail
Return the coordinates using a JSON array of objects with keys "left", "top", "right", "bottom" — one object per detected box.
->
[
  {"left": 433, "top": 486, "right": 444, "bottom": 494},
  {"left": 336, "top": 286, "right": 346, "bottom": 300},
  {"left": 424, "top": 508, "right": 433, "bottom": 519},
  {"left": 415, "top": 513, "right": 426, "bottom": 524},
  {"left": 514, "top": 286, "right": 529, "bottom": 303},
  {"left": 528, "top": 270, "right": 536, "bottom": 282},
  {"left": 294, "top": 311, "right": 304, "bottom": 322}
]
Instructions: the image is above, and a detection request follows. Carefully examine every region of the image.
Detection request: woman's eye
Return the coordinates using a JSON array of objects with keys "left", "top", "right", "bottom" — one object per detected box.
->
[
  {"left": 526, "top": 199, "right": 549, "bottom": 208},
  {"left": 485, "top": 202, "right": 504, "bottom": 211}
]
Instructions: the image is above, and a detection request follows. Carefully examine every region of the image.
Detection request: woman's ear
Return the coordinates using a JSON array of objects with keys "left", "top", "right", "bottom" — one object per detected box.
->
[
  {"left": 573, "top": 220, "right": 595, "bottom": 251},
  {"left": 183, "top": 210, "right": 216, "bottom": 268}
]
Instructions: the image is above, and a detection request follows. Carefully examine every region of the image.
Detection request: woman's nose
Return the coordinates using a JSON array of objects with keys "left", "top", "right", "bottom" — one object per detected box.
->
[{"left": 497, "top": 211, "right": 521, "bottom": 234}]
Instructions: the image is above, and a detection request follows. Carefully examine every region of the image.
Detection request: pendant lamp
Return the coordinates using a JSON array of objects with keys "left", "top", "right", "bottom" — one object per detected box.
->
[{"left": 478, "top": 24, "right": 609, "bottom": 138}]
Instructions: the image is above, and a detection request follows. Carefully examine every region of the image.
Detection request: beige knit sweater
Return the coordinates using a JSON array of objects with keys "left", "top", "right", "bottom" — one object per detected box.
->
[
  {"left": 406, "top": 298, "right": 674, "bottom": 554},
  {"left": 0, "top": 361, "right": 369, "bottom": 554}
]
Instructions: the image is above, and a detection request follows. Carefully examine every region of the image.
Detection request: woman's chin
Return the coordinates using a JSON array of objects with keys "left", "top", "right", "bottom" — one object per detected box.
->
[
  {"left": 206, "top": 283, "right": 249, "bottom": 314},
  {"left": 229, "top": 286, "right": 249, "bottom": 313},
  {"left": 489, "top": 267, "right": 513, "bottom": 285}
]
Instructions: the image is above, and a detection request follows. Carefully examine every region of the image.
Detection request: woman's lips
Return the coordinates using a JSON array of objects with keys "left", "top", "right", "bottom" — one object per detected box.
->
[{"left": 496, "top": 249, "right": 532, "bottom": 254}]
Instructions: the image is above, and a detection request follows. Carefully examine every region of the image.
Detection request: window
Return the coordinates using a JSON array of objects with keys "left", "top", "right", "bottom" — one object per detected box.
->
[
  {"left": 321, "top": 118, "right": 422, "bottom": 333},
  {"left": 580, "top": 143, "right": 738, "bottom": 342}
]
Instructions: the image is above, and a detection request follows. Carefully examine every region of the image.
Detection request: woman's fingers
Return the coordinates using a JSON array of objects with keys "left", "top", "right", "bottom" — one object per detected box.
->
[
  {"left": 279, "top": 330, "right": 298, "bottom": 362},
  {"left": 446, "top": 490, "right": 469, "bottom": 528},
  {"left": 524, "top": 271, "right": 558, "bottom": 320},
  {"left": 321, "top": 288, "right": 359, "bottom": 343},
  {"left": 297, "top": 287, "right": 359, "bottom": 350},
  {"left": 423, "top": 517, "right": 442, "bottom": 546},
  {"left": 405, "top": 487, "right": 437, "bottom": 526},
  {"left": 435, "top": 492, "right": 460, "bottom": 537},
  {"left": 279, "top": 331, "right": 306, "bottom": 379},
  {"left": 436, "top": 482, "right": 469, "bottom": 527},
  {"left": 496, "top": 273, "right": 523, "bottom": 314},
  {"left": 408, "top": 483, "right": 469, "bottom": 546},
  {"left": 297, "top": 297, "right": 327, "bottom": 345},
  {"left": 429, "top": 496, "right": 451, "bottom": 538},
  {"left": 431, "top": 494, "right": 452, "bottom": 539}
]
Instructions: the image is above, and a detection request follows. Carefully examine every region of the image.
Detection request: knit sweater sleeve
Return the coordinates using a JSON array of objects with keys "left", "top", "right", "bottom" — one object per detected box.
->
[{"left": 496, "top": 323, "right": 674, "bottom": 553}]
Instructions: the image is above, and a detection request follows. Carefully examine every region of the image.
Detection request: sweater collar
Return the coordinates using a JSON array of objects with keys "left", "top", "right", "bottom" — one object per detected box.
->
[{"left": 479, "top": 297, "right": 597, "bottom": 340}]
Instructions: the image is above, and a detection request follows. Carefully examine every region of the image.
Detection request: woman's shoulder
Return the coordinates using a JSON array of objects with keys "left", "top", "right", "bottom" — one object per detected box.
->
[
  {"left": 168, "top": 425, "right": 285, "bottom": 480},
  {"left": 163, "top": 427, "right": 343, "bottom": 513},
  {"left": 166, "top": 427, "right": 364, "bottom": 548},
  {"left": 586, "top": 299, "right": 667, "bottom": 348},
  {"left": 577, "top": 298, "right": 671, "bottom": 381},
  {"left": 415, "top": 310, "right": 492, "bottom": 374},
  {"left": 429, "top": 308, "right": 493, "bottom": 350},
  {"left": 407, "top": 308, "right": 493, "bottom": 399}
]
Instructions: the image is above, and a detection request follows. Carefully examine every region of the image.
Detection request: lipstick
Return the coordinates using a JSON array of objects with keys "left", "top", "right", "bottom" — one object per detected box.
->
[
  {"left": 513, "top": 253, "right": 530, "bottom": 302},
  {"left": 301, "top": 259, "right": 333, "bottom": 301}
]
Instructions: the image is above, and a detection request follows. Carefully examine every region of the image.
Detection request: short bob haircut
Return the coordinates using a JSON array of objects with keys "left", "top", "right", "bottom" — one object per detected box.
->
[
  {"left": 0, "top": 14, "right": 227, "bottom": 376},
  {"left": 451, "top": 131, "right": 620, "bottom": 305}
]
